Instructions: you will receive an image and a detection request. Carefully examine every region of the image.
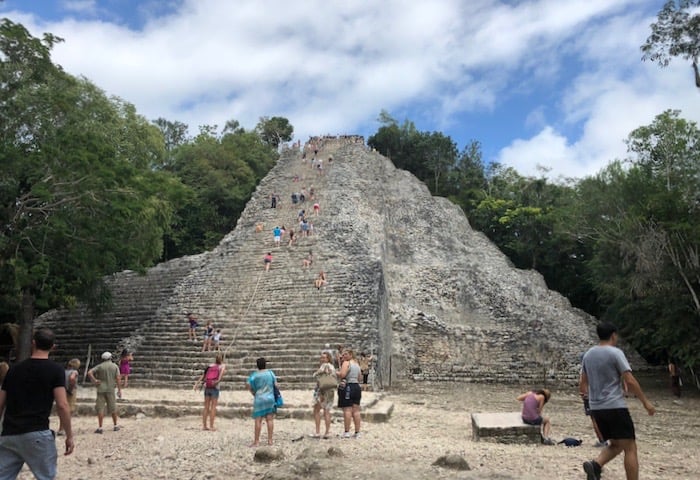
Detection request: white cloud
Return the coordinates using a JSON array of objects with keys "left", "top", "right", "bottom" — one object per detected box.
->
[
  {"left": 4, "top": 0, "right": 698, "bottom": 180},
  {"left": 495, "top": 3, "right": 700, "bottom": 180}
]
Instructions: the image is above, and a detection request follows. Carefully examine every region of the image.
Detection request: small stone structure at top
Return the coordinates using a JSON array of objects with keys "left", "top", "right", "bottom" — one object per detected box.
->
[{"left": 37, "top": 135, "right": 641, "bottom": 389}]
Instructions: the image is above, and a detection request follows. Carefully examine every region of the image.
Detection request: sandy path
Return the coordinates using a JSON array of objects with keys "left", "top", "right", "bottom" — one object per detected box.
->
[{"left": 17, "top": 378, "right": 698, "bottom": 479}]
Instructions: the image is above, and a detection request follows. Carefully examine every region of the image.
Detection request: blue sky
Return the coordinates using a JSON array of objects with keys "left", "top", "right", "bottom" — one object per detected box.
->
[{"left": 2, "top": 0, "right": 696, "bottom": 180}]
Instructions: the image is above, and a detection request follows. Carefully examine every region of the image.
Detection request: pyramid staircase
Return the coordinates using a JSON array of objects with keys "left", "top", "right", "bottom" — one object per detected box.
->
[{"left": 38, "top": 142, "right": 384, "bottom": 390}]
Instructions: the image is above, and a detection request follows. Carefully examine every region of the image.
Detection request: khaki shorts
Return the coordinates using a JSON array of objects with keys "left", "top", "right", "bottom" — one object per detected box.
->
[
  {"left": 67, "top": 392, "right": 77, "bottom": 414},
  {"left": 95, "top": 391, "right": 117, "bottom": 414}
]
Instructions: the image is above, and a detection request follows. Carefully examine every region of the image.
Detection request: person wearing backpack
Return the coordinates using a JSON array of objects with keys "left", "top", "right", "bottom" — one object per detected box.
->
[
  {"left": 311, "top": 352, "right": 337, "bottom": 439},
  {"left": 194, "top": 353, "right": 225, "bottom": 431}
]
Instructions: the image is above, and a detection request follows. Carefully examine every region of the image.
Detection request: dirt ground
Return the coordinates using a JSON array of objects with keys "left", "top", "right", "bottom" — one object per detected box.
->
[{"left": 23, "top": 373, "right": 700, "bottom": 480}]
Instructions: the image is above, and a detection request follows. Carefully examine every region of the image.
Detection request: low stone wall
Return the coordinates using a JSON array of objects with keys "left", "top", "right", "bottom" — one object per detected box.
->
[{"left": 471, "top": 412, "right": 541, "bottom": 444}]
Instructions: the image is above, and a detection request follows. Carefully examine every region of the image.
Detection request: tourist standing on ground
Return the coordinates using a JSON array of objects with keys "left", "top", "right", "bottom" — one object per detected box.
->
[
  {"left": 119, "top": 349, "right": 133, "bottom": 388},
  {"left": 580, "top": 322, "right": 655, "bottom": 480},
  {"left": 359, "top": 352, "right": 372, "bottom": 387},
  {"left": 247, "top": 357, "right": 277, "bottom": 447},
  {"left": 187, "top": 313, "right": 199, "bottom": 341},
  {"left": 87, "top": 351, "right": 122, "bottom": 433},
  {"left": 194, "top": 353, "right": 225, "bottom": 431},
  {"left": 0, "top": 329, "right": 74, "bottom": 478},
  {"left": 312, "top": 352, "right": 337, "bottom": 439},
  {"left": 58, "top": 358, "right": 80, "bottom": 437},
  {"left": 668, "top": 358, "right": 682, "bottom": 398},
  {"left": 337, "top": 349, "right": 362, "bottom": 438},
  {"left": 517, "top": 389, "right": 554, "bottom": 444}
]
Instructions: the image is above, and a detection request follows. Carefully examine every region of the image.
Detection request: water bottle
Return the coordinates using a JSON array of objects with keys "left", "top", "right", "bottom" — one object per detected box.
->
[{"left": 345, "top": 385, "right": 350, "bottom": 400}]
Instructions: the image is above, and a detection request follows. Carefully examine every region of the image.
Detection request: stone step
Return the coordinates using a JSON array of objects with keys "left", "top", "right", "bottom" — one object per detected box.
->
[{"left": 69, "top": 387, "right": 392, "bottom": 422}]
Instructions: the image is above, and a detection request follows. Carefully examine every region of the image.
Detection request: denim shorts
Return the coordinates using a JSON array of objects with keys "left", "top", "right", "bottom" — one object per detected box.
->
[
  {"left": 0, "top": 429, "right": 57, "bottom": 480},
  {"left": 204, "top": 387, "right": 220, "bottom": 399}
]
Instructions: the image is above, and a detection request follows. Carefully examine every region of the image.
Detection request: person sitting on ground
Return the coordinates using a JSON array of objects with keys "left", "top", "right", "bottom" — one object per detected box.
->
[
  {"left": 517, "top": 388, "right": 553, "bottom": 444},
  {"left": 314, "top": 271, "right": 327, "bottom": 290}
]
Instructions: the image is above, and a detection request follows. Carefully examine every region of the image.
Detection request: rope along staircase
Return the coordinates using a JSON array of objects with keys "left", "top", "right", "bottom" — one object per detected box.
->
[{"left": 37, "top": 140, "right": 382, "bottom": 390}]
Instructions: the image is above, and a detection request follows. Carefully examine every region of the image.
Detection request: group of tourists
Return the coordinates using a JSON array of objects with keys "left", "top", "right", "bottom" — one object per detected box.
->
[
  {"left": 187, "top": 345, "right": 365, "bottom": 447},
  {"left": 187, "top": 313, "right": 222, "bottom": 352},
  {"left": 0, "top": 321, "right": 669, "bottom": 480}
]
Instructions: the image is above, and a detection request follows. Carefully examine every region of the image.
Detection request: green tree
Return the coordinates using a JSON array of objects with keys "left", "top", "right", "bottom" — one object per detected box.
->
[
  {"left": 446, "top": 140, "right": 487, "bottom": 213},
  {"left": 368, "top": 112, "right": 457, "bottom": 195},
  {"left": 0, "top": 20, "right": 180, "bottom": 359},
  {"left": 152, "top": 117, "right": 189, "bottom": 166},
  {"left": 574, "top": 111, "right": 700, "bottom": 370},
  {"left": 470, "top": 164, "right": 597, "bottom": 312},
  {"left": 255, "top": 116, "right": 293, "bottom": 148},
  {"left": 641, "top": 0, "right": 700, "bottom": 86},
  {"left": 162, "top": 123, "right": 278, "bottom": 258}
]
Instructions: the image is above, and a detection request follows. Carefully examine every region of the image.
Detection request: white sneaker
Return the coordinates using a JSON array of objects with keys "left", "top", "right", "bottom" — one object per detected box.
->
[
  {"left": 341, "top": 432, "right": 352, "bottom": 438},
  {"left": 353, "top": 432, "right": 362, "bottom": 439}
]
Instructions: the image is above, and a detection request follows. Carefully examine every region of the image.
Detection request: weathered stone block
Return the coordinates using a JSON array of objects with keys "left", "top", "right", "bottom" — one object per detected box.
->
[{"left": 471, "top": 412, "right": 541, "bottom": 444}]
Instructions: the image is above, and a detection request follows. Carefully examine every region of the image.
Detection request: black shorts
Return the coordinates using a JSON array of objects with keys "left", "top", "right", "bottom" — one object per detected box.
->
[
  {"left": 590, "top": 408, "right": 635, "bottom": 441},
  {"left": 523, "top": 416, "right": 543, "bottom": 426},
  {"left": 337, "top": 383, "right": 362, "bottom": 408}
]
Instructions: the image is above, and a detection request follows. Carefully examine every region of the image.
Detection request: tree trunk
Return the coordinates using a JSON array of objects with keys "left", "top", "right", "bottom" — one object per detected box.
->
[{"left": 16, "top": 290, "right": 35, "bottom": 361}]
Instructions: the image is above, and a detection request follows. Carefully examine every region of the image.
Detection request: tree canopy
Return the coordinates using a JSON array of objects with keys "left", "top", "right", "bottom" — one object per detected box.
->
[
  {"left": 642, "top": 0, "right": 700, "bottom": 86},
  {"left": 255, "top": 116, "right": 294, "bottom": 149},
  {"left": 0, "top": 19, "right": 184, "bottom": 358},
  {"left": 0, "top": 19, "right": 284, "bottom": 359}
]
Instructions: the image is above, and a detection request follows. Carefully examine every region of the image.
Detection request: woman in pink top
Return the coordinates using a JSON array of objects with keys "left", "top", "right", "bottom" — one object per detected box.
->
[{"left": 517, "top": 389, "right": 552, "bottom": 443}]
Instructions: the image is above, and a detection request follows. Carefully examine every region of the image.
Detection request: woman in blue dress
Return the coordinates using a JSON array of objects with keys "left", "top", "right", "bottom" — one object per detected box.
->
[{"left": 247, "top": 357, "right": 278, "bottom": 447}]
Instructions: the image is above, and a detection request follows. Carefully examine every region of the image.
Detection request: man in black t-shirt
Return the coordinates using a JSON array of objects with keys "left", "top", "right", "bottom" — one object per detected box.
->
[{"left": 0, "top": 328, "right": 74, "bottom": 479}]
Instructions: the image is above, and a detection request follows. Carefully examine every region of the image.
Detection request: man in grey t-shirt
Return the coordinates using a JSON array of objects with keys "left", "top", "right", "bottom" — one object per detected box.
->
[{"left": 579, "top": 323, "right": 655, "bottom": 480}]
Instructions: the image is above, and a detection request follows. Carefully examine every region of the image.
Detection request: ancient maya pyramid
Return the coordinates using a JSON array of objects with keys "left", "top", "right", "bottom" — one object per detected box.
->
[{"left": 38, "top": 136, "right": 634, "bottom": 389}]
